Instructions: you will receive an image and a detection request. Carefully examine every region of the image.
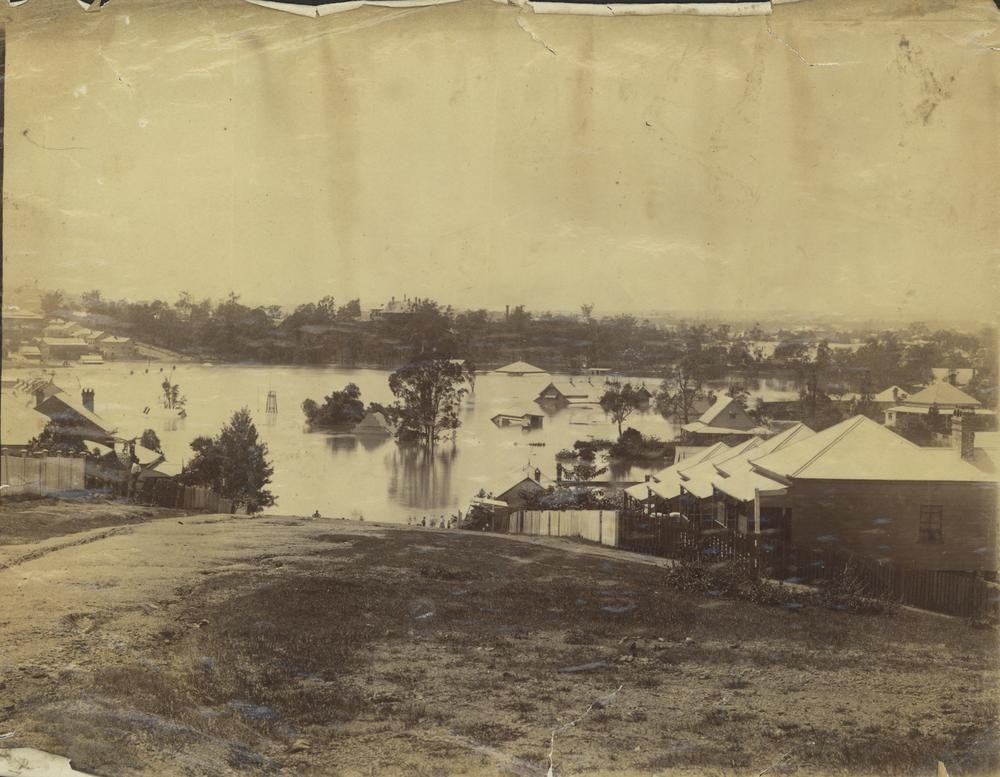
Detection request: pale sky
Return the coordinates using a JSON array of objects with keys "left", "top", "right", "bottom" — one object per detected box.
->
[{"left": 2, "top": 0, "right": 998, "bottom": 320}]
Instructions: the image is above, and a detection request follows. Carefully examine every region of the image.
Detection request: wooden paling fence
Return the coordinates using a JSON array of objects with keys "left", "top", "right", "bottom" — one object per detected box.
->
[
  {"left": 1, "top": 454, "right": 233, "bottom": 514},
  {"left": 135, "top": 478, "right": 233, "bottom": 514},
  {"left": 505, "top": 510, "right": 619, "bottom": 547},
  {"left": 1, "top": 453, "right": 86, "bottom": 496},
  {"left": 615, "top": 511, "right": 998, "bottom": 619}
]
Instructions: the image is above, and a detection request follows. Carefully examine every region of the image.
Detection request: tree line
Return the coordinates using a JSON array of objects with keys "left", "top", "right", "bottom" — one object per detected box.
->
[{"left": 48, "top": 289, "right": 997, "bottom": 405}]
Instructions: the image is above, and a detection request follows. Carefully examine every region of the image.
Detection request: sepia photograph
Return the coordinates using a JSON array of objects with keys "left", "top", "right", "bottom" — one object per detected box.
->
[{"left": 0, "top": 0, "right": 998, "bottom": 775}]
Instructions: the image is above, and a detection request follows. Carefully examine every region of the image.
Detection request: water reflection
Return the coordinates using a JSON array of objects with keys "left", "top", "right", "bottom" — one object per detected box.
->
[
  {"left": 386, "top": 444, "right": 457, "bottom": 511},
  {"left": 326, "top": 435, "right": 357, "bottom": 454},
  {"left": 5, "top": 363, "right": 800, "bottom": 520}
]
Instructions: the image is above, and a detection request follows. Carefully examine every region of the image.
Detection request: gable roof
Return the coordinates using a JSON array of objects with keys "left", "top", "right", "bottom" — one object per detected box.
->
[
  {"left": 681, "top": 395, "right": 765, "bottom": 435},
  {"left": 751, "top": 415, "right": 993, "bottom": 483},
  {"left": 354, "top": 410, "right": 395, "bottom": 435},
  {"left": 535, "top": 381, "right": 600, "bottom": 403},
  {"left": 35, "top": 392, "right": 117, "bottom": 443},
  {"left": 903, "top": 382, "right": 981, "bottom": 408},
  {"left": 873, "top": 385, "right": 909, "bottom": 403}
]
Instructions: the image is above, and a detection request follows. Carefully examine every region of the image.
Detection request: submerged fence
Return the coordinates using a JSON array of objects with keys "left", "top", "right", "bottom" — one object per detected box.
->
[{"left": 1, "top": 453, "right": 86, "bottom": 496}]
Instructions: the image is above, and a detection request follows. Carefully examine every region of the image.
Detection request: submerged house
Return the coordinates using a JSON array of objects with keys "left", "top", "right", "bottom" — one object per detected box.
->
[
  {"left": 491, "top": 412, "right": 544, "bottom": 430},
  {"left": 680, "top": 395, "right": 769, "bottom": 444},
  {"left": 354, "top": 410, "right": 396, "bottom": 436},
  {"left": 494, "top": 361, "right": 546, "bottom": 376},
  {"left": 535, "top": 380, "right": 601, "bottom": 406}
]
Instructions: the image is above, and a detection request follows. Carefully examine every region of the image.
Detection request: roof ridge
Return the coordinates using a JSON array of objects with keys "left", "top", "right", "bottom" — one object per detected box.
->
[{"left": 788, "top": 415, "right": 868, "bottom": 477}]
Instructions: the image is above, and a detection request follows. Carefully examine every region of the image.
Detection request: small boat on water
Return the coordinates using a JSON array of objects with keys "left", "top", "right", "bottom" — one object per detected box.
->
[{"left": 80, "top": 354, "right": 104, "bottom": 365}]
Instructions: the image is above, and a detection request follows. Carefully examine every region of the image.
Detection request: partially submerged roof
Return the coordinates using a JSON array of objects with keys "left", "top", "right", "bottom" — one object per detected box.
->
[
  {"left": 355, "top": 410, "right": 395, "bottom": 435},
  {"left": 536, "top": 381, "right": 601, "bottom": 402},
  {"left": 903, "top": 382, "right": 981, "bottom": 408},
  {"left": 495, "top": 361, "right": 546, "bottom": 375},
  {"left": 751, "top": 415, "right": 994, "bottom": 483}
]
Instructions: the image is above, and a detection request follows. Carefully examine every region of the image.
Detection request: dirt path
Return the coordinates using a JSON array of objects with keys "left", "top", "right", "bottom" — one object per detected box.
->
[{"left": 0, "top": 515, "right": 997, "bottom": 777}]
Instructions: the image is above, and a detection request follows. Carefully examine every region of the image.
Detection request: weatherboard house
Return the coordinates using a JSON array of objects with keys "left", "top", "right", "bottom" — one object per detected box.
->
[
  {"left": 748, "top": 415, "right": 997, "bottom": 573},
  {"left": 680, "top": 396, "right": 769, "bottom": 444},
  {"left": 885, "top": 382, "right": 991, "bottom": 431}
]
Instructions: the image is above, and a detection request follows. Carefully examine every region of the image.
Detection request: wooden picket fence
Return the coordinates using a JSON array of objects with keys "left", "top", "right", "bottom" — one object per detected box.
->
[{"left": 617, "top": 512, "right": 998, "bottom": 619}]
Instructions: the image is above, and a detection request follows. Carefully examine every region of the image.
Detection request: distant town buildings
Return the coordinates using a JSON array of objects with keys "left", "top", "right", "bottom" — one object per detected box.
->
[{"left": 1, "top": 307, "right": 137, "bottom": 363}]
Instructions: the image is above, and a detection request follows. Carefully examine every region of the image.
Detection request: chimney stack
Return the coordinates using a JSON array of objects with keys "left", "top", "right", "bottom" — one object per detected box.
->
[
  {"left": 951, "top": 411, "right": 975, "bottom": 460},
  {"left": 534, "top": 467, "right": 541, "bottom": 483},
  {"left": 81, "top": 388, "right": 95, "bottom": 413}
]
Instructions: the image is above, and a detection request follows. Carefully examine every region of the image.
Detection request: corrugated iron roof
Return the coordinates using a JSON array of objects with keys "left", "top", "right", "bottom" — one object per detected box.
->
[
  {"left": 751, "top": 415, "right": 994, "bottom": 483},
  {"left": 903, "top": 382, "right": 981, "bottom": 408}
]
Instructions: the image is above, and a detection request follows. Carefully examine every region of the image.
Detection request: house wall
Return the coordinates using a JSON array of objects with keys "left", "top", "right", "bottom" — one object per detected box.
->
[
  {"left": 497, "top": 479, "right": 545, "bottom": 510},
  {"left": 778, "top": 479, "right": 998, "bottom": 572},
  {"left": 100, "top": 340, "right": 136, "bottom": 360}
]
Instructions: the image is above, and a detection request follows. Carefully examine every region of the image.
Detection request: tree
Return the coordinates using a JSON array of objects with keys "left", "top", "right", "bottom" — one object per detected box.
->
[
  {"left": 726, "top": 382, "right": 751, "bottom": 406},
  {"left": 388, "top": 358, "right": 468, "bottom": 447},
  {"left": 161, "top": 378, "right": 186, "bottom": 410},
  {"left": 656, "top": 358, "right": 707, "bottom": 425},
  {"left": 40, "top": 290, "right": 65, "bottom": 315},
  {"left": 28, "top": 421, "right": 87, "bottom": 456},
  {"left": 337, "top": 298, "right": 362, "bottom": 320},
  {"left": 140, "top": 429, "right": 162, "bottom": 453},
  {"left": 599, "top": 379, "right": 642, "bottom": 438},
  {"left": 301, "top": 383, "right": 366, "bottom": 429},
  {"left": 81, "top": 290, "right": 104, "bottom": 312},
  {"left": 182, "top": 408, "right": 275, "bottom": 513}
]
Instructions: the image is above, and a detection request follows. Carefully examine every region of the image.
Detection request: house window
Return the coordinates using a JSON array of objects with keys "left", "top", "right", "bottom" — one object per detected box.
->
[{"left": 918, "top": 505, "right": 943, "bottom": 542}]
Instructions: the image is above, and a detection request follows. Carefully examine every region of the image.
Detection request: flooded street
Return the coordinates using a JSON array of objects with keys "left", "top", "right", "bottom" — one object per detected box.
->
[{"left": 4, "top": 364, "right": 800, "bottom": 520}]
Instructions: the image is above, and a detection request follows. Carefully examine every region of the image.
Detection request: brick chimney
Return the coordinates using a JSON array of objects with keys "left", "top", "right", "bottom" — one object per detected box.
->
[
  {"left": 81, "top": 388, "right": 95, "bottom": 413},
  {"left": 533, "top": 467, "right": 541, "bottom": 483},
  {"left": 951, "top": 411, "right": 975, "bottom": 460}
]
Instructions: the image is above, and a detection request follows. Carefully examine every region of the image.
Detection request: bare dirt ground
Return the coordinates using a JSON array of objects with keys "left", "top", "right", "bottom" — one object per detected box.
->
[
  {"left": 0, "top": 505, "right": 997, "bottom": 777},
  {"left": 0, "top": 498, "right": 187, "bottom": 547}
]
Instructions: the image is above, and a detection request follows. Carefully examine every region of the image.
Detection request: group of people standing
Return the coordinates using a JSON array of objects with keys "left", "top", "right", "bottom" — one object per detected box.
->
[{"left": 407, "top": 513, "right": 461, "bottom": 529}]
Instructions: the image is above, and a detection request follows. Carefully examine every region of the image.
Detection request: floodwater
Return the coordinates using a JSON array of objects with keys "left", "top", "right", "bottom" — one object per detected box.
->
[{"left": 5, "top": 364, "right": 800, "bottom": 521}]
